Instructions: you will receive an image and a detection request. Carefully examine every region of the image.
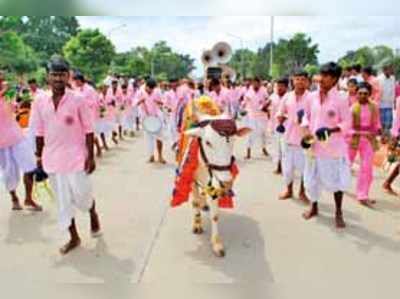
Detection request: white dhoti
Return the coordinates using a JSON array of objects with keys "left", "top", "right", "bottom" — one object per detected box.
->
[
  {"left": 0, "top": 138, "right": 36, "bottom": 191},
  {"left": 246, "top": 117, "right": 268, "bottom": 148},
  {"left": 48, "top": 172, "right": 94, "bottom": 231},
  {"left": 143, "top": 115, "right": 166, "bottom": 156},
  {"left": 282, "top": 143, "right": 306, "bottom": 185},
  {"left": 270, "top": 132, "right": 285, "bottom": 164},
  {"left": 123, "top": 108, "right": 135, "bottom": 131},
  {"left": 304, "top": 156, "right": 351, "bottom": 203},
  {"left": 95, "top": 118, "right": 113, "bottom": 136}
]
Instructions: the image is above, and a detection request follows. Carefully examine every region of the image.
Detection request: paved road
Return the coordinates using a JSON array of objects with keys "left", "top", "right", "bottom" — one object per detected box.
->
[{"left": 1, "top": 131, "right": 399, "bottom": 298}]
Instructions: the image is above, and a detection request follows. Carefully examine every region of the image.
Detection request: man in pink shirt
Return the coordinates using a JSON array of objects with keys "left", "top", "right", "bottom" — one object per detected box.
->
[
  {"left": 301, "top": 62, "right": 352, "bottom": 229},
  {"left": 135, "top": 78, "right": 166, "bottom": 164},
  {"left": 348, "top": 82, "right": 380, "bottom": 206},
  {"left": 73, "top": 73, "right": 103, "bottom": 157},
  {"left": 383, "top": 95, "right": 400, "bottom": 195},
  {"left": 241, "top": 77, "right": 270, "bottom": 159},
  {"left": 208, "top": 78, "right": 231, "bottom": 115},
  {"left": 277, "top": 71, "right": 310, "bottom": 202},
  {"left": 106, "top": 79, "right": 123, "bottom": 143},
  {"left": 34, "top": 57, "right": 101, "bottom": 255},
  {"left": 163, "top": 78, "right": 183, "bottom": 150},
  {"left": 0, "top": 71, "right": 42, "bottom": 212},
  {"left": 269, "top": 77, "right": 289, "bottom": 174}
]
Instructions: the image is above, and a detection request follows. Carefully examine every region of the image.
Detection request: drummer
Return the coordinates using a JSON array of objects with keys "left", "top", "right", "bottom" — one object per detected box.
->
[{"left": 135, "top": 78, "right": 167, "bottom": 164}]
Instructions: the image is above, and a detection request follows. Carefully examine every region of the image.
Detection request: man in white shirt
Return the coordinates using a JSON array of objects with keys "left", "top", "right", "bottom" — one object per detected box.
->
[{"left": 378, "top": 64, "right": 396, "bottom": 133}]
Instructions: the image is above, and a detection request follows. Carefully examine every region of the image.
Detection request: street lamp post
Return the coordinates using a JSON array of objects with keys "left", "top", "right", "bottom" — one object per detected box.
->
[
  {"left": 269, "top": 16, "right": 275, "bottom": 78},
  {"left": 107, "top": 23, "right": 127, "bottom": 39},
  {"left": 227, "top": 33, "right": 245, "bottom": 80}
]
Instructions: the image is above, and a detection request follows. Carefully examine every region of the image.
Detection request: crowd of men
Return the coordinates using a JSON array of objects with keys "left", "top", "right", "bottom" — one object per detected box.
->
[{"left": 1, "top": 56, "right": 400, "bottom": 254}]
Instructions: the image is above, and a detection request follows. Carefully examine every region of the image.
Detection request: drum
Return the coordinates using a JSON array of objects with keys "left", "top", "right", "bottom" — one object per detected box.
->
[{"left": 143, "top": 116, "right": 163, "bottom": 135}]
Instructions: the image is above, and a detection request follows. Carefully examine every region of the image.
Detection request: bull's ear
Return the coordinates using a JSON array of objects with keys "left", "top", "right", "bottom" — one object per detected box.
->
[
  {"left": 184, "top": 127, "right": 204, "bottom": 138},
  {"left": 236, "top": 127, "right": 252, "bottom": 137}
]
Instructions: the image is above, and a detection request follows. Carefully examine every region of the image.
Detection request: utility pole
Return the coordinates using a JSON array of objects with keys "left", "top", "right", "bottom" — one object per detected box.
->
[{"left": 269, "top": 16, "right": 275, "bottom": 78}]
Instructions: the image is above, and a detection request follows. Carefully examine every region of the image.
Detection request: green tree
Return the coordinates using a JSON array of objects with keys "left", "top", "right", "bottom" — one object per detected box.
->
[
  {"left": 0, "top": 31, "right": 38, "bottom": 77},
  {"left": 273, "top": 33, "right": 319, "bottom": 76},
  {"left": 63, "top": 29, "right": 115, "bottom": 83},
  {"left": 229, "top": 49, "right": 257, "bottom": 79},
  {"left": 111, "top": 41, "right": 195, "bottom": 80},
  {"left": 338, "top": 45, "right": 394, "bottom": 70},
  {"left": 0, "top": 16, "right": 79, "bottom": 63}
]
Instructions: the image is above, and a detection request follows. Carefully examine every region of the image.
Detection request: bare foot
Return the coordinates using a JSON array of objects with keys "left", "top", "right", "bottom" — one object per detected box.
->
[
  {"left": 335, "top": 213, "right": 346, "bottom": 229},
  {"left": 90, "top": 212, "right": 102, "bottom": 238},
  {"left": 359, "top": 199, "right": 376, "bottom": 208},
  {"left": 279, "top": 190, "right": 293, "bottom": 200},
  {"left": 12, "top": 201, "right": 23, "bottom": 211},
  {"left": 273, "top": 168, "right": 282, "bottom": 175},
  {"left": 383, "top": 184, "right": 398, "bottom": 196},
  {"left": 158, "top": 158, "right": 167, "bottom": 164},
  {"left": 262, "top": 148, "right": 269, "bottom": 157},
  {"left": 303, "top": 206, "right": 318, "bottom": 220},
  {"left": 298, "top": 192, "right": 310, "bottom": 204},
  {"left": 24, "top": 200, "right": 43, "bottom": 212},
  {"left": 60, "top": 238, "right": 81, "bottom": 255},
  {"left": 147, "top": 156, "right": 155, "bottom": 163}
]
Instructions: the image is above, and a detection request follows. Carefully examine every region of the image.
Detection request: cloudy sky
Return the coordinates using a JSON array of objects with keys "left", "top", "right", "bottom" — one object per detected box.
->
[{"left": 77, "top": 16, "right": 400, "bottom": 75}]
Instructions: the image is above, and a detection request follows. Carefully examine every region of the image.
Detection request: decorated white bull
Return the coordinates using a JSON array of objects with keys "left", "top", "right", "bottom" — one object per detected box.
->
[{"left": 171, "top": 96, "right": 250, "bottom": 257}]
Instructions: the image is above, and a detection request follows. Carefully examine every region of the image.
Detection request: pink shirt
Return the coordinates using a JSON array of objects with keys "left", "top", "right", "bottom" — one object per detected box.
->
[
  {"left": 278, "top": 91, "right": 310, "bottom": 145},
  {"left": 33, "top": 90, "right": 94, "bottom": 174},
  {"left": 209, "top": 88, "right": 231, "bottom": 114},
  {"left": 367, "top": 76, "right": 382, "bottom": 104},
  {"left": 269, "top": 93, "right": 287, "bottom": 131},
  {"left": 135, "top": 88, "right": 163, "bottom": 118},
  {"left": 349, "top": 102, "right": 380, "bottom": 136},
  {"left": 395, "top": 83, "right": 400, "bottom": 99},
  {"left": 75, "top": 83, "right": 98, "bottom": 122},
  {"left": 391, "top": 97, "right": 400, "bottom": 137},
  {"left": 242, "top": 86, "right": 268, "bottom": 118},
  {"left": 347, "top": 93, "right": 357, "bottom": 107},
  {"left": 303, "top": 88, "right": 351, "bottom": 159},
  {"left": 163, "top": 89, "right": 181, "bottom": 113},
  {"left": 0, "top": 95, "right": 24, "bottom": 148}
]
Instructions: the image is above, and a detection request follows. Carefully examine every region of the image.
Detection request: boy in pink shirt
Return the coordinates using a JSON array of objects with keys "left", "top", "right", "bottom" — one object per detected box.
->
[
  {"left": 34, "top": 58, "right": 101, "bottom": 255},
  {"left": 0, "top": 71, "right": 42, "bottom": 212},
  {"left": 277, "top": 71, "right": 310, "bottom": 202},
  {"left": 301, "top": 62, "right": 352, "bottom": 229},
  {"left": 241, "top": 77, "right": 270, "bottom": 159},
  {"left": 269, "top": 77, "right": 289, "bottom": 174},
  {"left": 346, "top": 78, "right": 359, "bottom": 106},
  {"left": 348, "top": 82, "right": 380, "bottom": 206}
]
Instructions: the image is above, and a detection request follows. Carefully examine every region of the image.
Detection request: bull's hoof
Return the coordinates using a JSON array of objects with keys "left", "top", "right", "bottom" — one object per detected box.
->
[
  {"left": 192, "top": 227, "right": 204, "bottom": 235},
  {"left": 202, "top": 205, "right": 210, "bottom": 212}
]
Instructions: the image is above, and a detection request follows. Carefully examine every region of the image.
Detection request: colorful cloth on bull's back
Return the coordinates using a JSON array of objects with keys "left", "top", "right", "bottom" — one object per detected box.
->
[
  {"left": 176, "top": 96, "right": 221, "bottom": 164},
  {"left": 171, "top": 138, "right": 238, "bottom": 209},
  {"left": 171, "top": 96, "right": 238, "bottom": 209}
]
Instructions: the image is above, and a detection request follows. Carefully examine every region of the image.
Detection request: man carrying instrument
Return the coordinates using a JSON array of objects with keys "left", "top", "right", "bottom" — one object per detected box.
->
[
  {"left": 135, "top": 78, "right": 167, "bottom": 164},
  {"left": 277, "top": 71, "right": 310, "bottom": 202},
  {"left": 33, "top": 57, "right": 101, "bottom": 255},
  {"left": 300, "top": 62, "right": 351, "bottom": 229},
  {"left": 348, "top": 82, "right": 381, "bottom": 206},
  {"left": 0, "top": 70, "right": 43, "bottom": 212}
]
